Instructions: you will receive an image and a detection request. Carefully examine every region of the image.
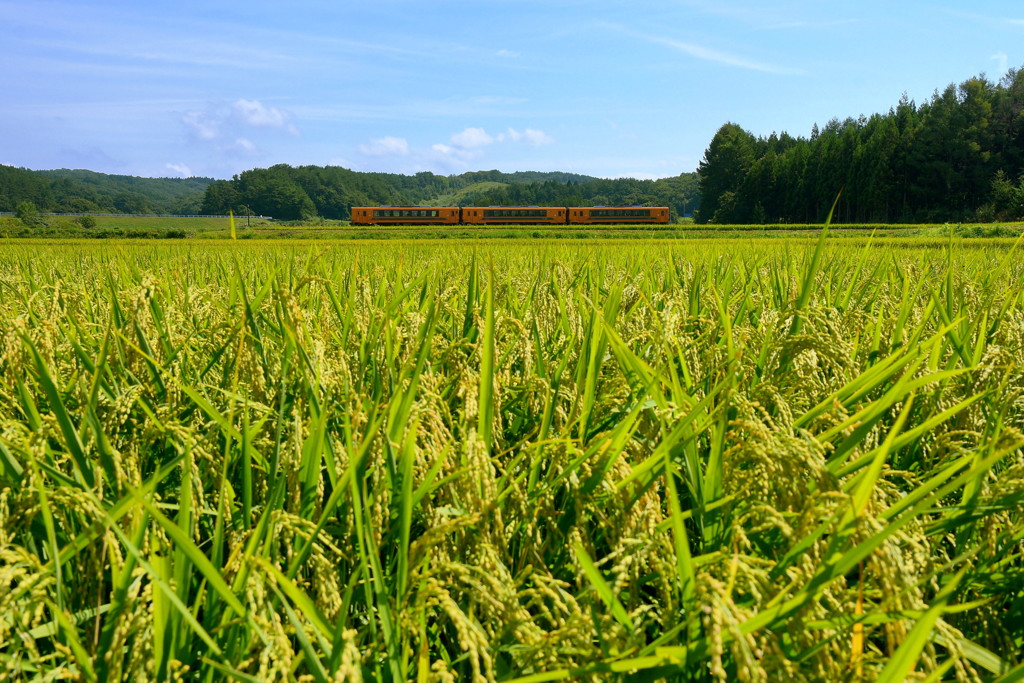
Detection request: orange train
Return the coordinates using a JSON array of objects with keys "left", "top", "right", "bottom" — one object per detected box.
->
[{"left": 350, "top": 206, "right": 670, "bottom": 225}]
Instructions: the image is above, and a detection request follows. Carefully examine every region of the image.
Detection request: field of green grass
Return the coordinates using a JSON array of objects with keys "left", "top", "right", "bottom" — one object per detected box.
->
[
  {"left": 1, "top": 237, "right": 1023, "bottom": 681},
  {"left": 3, "top": 213, "right": 1023, "bottom": 240},
  {"left": 0, "top": 215, "right": 274, "bottom": 238}
]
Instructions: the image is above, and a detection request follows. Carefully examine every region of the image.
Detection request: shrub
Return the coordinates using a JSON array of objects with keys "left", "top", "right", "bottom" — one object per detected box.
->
[{"left": 15, "top": 201, "right": 41, "bottom": 226}]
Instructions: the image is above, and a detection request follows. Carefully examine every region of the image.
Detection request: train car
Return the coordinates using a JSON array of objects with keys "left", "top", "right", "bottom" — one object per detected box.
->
[
  {"left": 350, "top": 206, "right": 459, "bottom": 225},
  {"left": 568, "top": 207, "right": 670, "bottom": 224},
  {"left": 461, "top": 206, "right": 566, "bottom": 224}
]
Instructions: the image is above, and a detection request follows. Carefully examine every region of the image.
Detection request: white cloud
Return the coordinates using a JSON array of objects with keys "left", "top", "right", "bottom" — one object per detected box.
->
[
  {"left": 356, "top": 125, "right": 557, "bottom": 172},
  {"left": 359, "top": 136, "right": 410, "bottom": 156},
  {"left": 431, "top": 142, "right": 482, "bottom": 162},
  {"left": 495, "top": 49, "right": 520, "bottom": 58},
  {"left": 428, "top": 143, "right": 482, "bottom": 171},
  {"left": 183, "top": 111, "right": 219, "bottom": 141},
  {"left": 166, "top": 162, "right": 193, "bottom": 177},
  {"left": 496, "top": 127, "right": 554, "bottom": 146},
  {"left": 233, "top": 99, "right": 299, "bottom": 135},
  {"left": 450, "top": 127, "right": 494, "bottom": 148},
  {"left": 522, "top": 128, "right": 554, "bottom": 146},
  {"left": 181, "top": 98, "right": 300, "bottom": 148}
]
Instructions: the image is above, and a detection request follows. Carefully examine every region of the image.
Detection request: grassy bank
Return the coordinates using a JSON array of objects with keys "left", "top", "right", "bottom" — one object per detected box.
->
[{"left": 3, "top": 214, "right": 1023, "bottom": 240}]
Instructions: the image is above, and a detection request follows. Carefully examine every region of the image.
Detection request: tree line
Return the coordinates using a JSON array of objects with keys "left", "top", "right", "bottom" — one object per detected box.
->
[
  {"left": 0, "top": 166, "right": 214, "bottom": 215},
  {"left": 199, "top": 165, "right": 700, "bottom": 221},
  {"left": 698, "top": 68, "right": 1024, "bottom": 224},
  {"left": 2, "top": 162, "right": 700, "bottom": 222}
]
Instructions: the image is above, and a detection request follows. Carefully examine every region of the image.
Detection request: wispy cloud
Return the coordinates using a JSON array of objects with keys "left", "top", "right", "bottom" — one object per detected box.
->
[
  {"left": 450, "top": 127, "right": 494, "bottom": 148},
  {"left": 358, "top": 136, "right": 410, "bottom": 156},
  {"left": 501, "top": 128, "right": 555, "bottom": 146},
  {"left": 166, "top": 162, "right": 193, "bottom": 177},
  {"left": 599, "top": 22, "right": 799, "bottom": 74},
  {"left": 446, "top": 126, "right": 555, "bottom": 150},
  {"left": 992, "top": 51, "right": 1009, "bottom": 75},
  {"left": 226, "top": 138, "right": 258, "bottom": 156},
  {"left": 180, "top": 99, "right": 299, "bottom": 157},
  {"left": 355, "top": 126, "right": 558, "bottom": 172},
  {"left": 234, "top": 99, "right": 299, "bottom": 135}
]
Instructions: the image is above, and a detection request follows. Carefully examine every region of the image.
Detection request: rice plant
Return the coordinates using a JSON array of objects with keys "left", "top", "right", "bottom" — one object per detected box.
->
[{"left": 0, "top": 237, "right": 1022, "bottom": 681}]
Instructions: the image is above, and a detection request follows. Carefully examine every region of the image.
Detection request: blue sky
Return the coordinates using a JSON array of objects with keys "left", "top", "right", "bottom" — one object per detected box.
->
[{"left": 2, "top": 1, "right": 1021, "bottom": 180}]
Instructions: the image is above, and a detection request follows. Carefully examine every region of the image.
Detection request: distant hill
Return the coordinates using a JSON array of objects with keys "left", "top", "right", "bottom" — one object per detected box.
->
[
  {"left": 1, "top": 164, "right": 700, "bottom": 221},
  {"left": 40, "top": 169, "right": 216, "bottom": 213},
  {"left": 0, "top": 165, "right": 216, "bottom": 214}
]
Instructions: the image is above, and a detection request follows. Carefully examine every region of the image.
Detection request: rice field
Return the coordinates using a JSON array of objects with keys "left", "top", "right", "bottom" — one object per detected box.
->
[{"left": 1, "top": 237, "right": 1022, "bottom": 681}]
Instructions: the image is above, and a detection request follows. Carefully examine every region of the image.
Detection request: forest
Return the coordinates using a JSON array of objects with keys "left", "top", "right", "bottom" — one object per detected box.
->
[
  {"left": 0, "top": 166, "right": 214, "bottom": 215},
  {"left": 198, "top": 165, "right": 700, "bottom": 221},
  {"left": 697, "top": 68, "right": 1024, "bottom": 224},
  {"left": 1, "top": 164, "right": 700, "bottom": 223}
]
